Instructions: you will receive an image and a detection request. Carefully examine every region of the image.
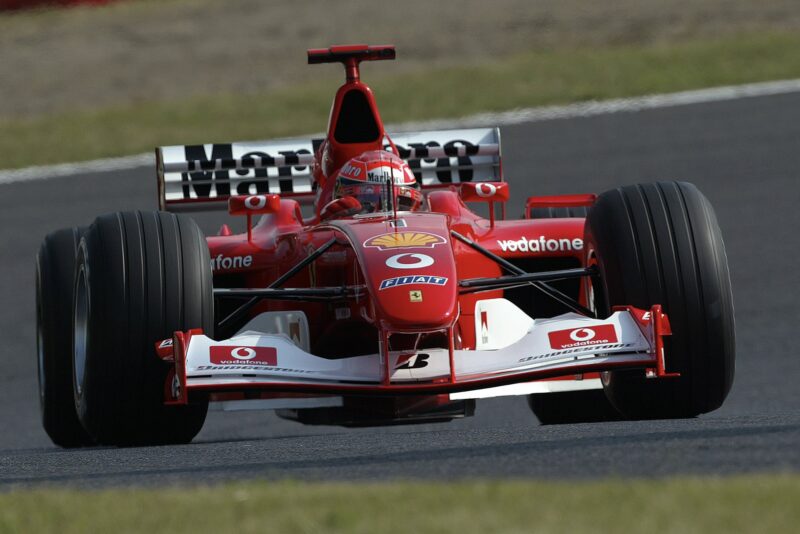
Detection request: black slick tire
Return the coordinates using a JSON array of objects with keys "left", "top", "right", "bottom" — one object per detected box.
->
[
  {"left": 525, "top": 206, "right": 621, "bottom": 425},
  {"left": 36, "top": 227, "right": 94, "bottom": 448},
  {"left": 585, "top": 181, "right": 735, "bottom": 418},
  {"left": 73, "top": 211, "right": 213, "bottom": 446}
]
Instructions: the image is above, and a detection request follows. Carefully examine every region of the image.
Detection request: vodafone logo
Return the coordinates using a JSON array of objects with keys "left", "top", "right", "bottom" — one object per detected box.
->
[
  {"left": 548, "top": 324, "right": 618, "bottom": 350},
  {"left": 569, "top": 328, "right": 596, "bottom": 342},
  {"left": 475, "top": 183, "right": 497, "bottom": 198},
  {"left": 230, "top": 347, "right": 257, "bottom": 360},
  {"left": 497, "top": 236, "right": 584, "bottom": 253},
  {"left": 385, "top": 253, "right": 434, "bottom": 270},
  {"left": 244, "top": 195, "right": 267, "bottom": 210},
  {"left": 210, "top": 254, "right": 253, "bottom": 272},
  {"left": 209, "top": 345, "right": 277, "bottom": 366}
]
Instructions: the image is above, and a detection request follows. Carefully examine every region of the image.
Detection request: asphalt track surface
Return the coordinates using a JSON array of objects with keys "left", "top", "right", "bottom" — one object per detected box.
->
[{"left": 1, "top": 92, "right": 799, "bottom": 488}]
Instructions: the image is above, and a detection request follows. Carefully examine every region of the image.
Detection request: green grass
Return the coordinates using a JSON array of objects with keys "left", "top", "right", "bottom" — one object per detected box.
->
[
  {"left": 1, "top": 475, "right": 798, "bottom": 533},
  {"left": 4, "top": 31, "right": 800, "bottom": 170}
]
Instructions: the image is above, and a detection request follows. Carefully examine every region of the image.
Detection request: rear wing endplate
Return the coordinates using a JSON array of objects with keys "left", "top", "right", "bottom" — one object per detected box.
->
[{"left": 156, "top": 128, "right": 501, "bottom": 212}]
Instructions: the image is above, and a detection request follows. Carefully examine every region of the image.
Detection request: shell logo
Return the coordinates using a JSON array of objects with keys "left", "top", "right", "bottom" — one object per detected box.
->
[{"left": 363, "top": 232, "right": 446, "bottom": 250}]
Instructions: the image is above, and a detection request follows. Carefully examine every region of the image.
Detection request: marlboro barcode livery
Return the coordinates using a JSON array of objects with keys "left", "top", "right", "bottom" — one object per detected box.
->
[{"left": 36, "top": 45, "right": 735, "bottom": 447}]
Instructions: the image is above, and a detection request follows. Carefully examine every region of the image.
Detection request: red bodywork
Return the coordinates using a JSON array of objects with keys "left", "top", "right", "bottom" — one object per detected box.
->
[{"left": 157, "top": 46, "right": 673, "bottom": 413}]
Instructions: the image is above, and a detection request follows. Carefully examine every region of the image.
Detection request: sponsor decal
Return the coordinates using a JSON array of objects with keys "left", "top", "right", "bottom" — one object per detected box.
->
[
  {"left": 176, "top": 144, "right": 314, "bottom": 200},
  {"left": 158, "top": 338, "right": 173, "bottom": 349},
  {"left": 409, "top": 290, "right": 423, "bottom": 302},
  {"left": 475, "top": 183, "right": 497, "bottom": 197},
  {"left": 364, "top": 231, "right": 446, "bottom": 250},
  {"left": 395, "top": 353, "right": 430, "bottom": 370},
  {"left": 334, "top": 307, "right": 351, "bottom": 320},
  {"left": 480, "top": 310, "right": 489, "bottom": 345},
  {"left": 389, "top": 219, "right": 407, "bottom": 228},
  {"left": 379, "top": 275, "right": 448, "bottom": 290},
  {"left": 209, "top": 346, "right": 277, "bottom": 366},
  {"left": 211, "top": 254, "right": 253, "bottom": 271},
  {"left": 244, "top": 195, "right": 268, "bottom": 210},
  {"left": 496, "top": 236, "right": 584, "bottom": 253},
  {"left": 196, "top": 364, "right": 312, "bottom": 373},
  {"left": 366, "top": 166, "right": 406, "bottom": 184},
  {"left": 339, "top": 161, "right": 364, "bottom": 179},
  {"left": 517, "top": 342, "right": 632, "bottom": 364},
  {"left": 548, "top": 325, "right": 618, "bottom": 350},
  {"left": 385, "top": 253, "right": 435, "bottom": 269}
]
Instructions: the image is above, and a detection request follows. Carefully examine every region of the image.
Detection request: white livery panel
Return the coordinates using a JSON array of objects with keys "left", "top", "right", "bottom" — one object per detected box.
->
[{"left": 181, "top": 309, "right": 651, "bottom": 394}]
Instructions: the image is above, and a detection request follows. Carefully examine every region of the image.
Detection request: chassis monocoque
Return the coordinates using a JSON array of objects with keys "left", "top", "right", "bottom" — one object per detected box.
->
[{"left": 36, "top": 45, "right": 735, "bottom": 447}]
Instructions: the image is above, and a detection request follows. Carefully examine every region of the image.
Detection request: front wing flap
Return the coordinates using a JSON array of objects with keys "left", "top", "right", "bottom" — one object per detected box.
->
[{"left": 160, "top": 306, "right": 671, "bottom": 404}]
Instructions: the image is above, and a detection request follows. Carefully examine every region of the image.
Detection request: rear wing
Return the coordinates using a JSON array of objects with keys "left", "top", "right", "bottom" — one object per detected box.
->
[{"left": 156, "top": 127, "right": 501, "bottom": 212}]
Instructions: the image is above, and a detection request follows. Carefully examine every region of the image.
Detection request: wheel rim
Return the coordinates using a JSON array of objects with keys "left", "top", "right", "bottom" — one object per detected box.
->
[{"left": 73, "top": 265, "right": 89, "bottom": 398}]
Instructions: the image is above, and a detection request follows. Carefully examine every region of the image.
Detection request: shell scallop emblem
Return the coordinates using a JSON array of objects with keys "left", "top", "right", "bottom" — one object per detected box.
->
[{"left": 363, "top": 232, "right": 447, "bottom": 250}]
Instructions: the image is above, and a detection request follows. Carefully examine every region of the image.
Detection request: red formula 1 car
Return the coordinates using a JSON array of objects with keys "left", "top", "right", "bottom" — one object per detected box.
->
[{"left": 36, "top": 45, "right": 735, "bottom": 447}]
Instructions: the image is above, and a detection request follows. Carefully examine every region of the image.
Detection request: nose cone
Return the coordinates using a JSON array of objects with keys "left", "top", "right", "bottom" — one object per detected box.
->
[
  {"left": 333, "top": 214, "right": 458, "bottom": 331},
  {"left": 372, "top": 245, "right": 457, "bottom": 329}
]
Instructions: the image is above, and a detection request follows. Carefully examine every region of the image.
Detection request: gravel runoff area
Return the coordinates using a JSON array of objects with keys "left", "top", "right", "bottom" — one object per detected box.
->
[{"left": 3, "top": 0, "right": 800, "bottom": 120}]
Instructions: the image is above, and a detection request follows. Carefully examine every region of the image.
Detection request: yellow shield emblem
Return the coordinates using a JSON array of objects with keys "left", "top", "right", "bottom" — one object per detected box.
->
[{"left": 363, "top": 232, "right": 446, "bottom": 250}]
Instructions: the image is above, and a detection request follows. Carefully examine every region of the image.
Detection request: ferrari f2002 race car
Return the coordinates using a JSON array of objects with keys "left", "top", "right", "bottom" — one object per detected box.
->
[{"left": 36, "top": 45, "right": 735, "bottom": 447}]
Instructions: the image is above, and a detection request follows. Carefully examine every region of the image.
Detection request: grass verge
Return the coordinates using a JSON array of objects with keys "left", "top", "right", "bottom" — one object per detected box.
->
[
  {"left": 1, "top": 475, "right": 798, "bottom": 533},
  {"left": 4, "top": 31, "right": 800, "bottom": 170}
]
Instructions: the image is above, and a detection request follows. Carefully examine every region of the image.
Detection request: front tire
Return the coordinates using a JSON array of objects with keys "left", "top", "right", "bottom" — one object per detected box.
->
[
  {"left": 586, "top": 181, "right": 735, "bottom": 418},
  {"left": 526, "top": 204, "right": 621, "bottom": 425},
  {"left": 36, "top": 227, "right": 94, "bottom": 448},
  {"left": 73, "top": 211, "right": 213, "bottom": 446}
]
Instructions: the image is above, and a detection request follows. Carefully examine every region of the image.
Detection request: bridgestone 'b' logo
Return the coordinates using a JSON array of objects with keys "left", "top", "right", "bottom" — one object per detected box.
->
[{"left": 547, "top": 325, "right": 618, "bottom": 350}]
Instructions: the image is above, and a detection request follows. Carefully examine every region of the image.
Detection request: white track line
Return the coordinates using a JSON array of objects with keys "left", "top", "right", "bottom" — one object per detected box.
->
[
  {"left": 3, "top": 78, "right": 800, "bottom": 185},
  {"left": 0, "top": 153, "right": 154, "bottom": 186}
]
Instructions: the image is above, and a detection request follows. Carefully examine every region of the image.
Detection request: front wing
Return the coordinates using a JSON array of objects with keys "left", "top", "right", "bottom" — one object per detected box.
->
[{"left": 158, "top": 305, "right": 673, "bottom": 404}]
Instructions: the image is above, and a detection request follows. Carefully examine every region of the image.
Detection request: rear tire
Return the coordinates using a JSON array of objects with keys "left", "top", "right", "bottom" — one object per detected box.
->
[
  {"left": 73, "top": 211, "right": 213, "bottom": 446},
  {"left": 586, "top": 181, "right": 735, "bottom": 418},
  {"left": 36, "top": 227, "right": 94, "bottom": 448}
]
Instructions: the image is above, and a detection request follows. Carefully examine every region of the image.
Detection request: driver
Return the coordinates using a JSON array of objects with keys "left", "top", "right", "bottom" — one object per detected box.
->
[{"left": 333, "top": 151, "right": 423, "bottom": 213}]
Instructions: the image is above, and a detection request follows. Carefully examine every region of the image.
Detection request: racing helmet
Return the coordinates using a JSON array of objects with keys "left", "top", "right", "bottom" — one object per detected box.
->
[{"left": 334, "top": 151, "right": 423, "bottom": 213}]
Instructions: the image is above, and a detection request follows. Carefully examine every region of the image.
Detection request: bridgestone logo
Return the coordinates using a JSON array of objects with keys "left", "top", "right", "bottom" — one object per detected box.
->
[
  {"left": 496, "top": 236, "right": 583, "bottom": 253},
  {"left": 518, "top": 343, "right": 633, "bottom": 363}
]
